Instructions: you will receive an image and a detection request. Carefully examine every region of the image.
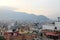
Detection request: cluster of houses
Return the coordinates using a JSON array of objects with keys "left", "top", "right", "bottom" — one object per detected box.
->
[
  {"left": 4, "top": 31, "right": 40, "bottom": 40},
  {"left": 0, "top": 21, "right": 41, "bottom": 40},
  {"left": 0, "top": 17, "right": 60, "bottom": 40}
]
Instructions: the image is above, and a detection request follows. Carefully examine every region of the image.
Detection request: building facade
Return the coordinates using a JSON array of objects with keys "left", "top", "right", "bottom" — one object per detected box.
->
[{"left": 4, "top": 32, "right": 40, "bottom": 40}]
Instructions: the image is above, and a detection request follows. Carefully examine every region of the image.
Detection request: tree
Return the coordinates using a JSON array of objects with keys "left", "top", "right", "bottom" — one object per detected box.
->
[{"left": 0, "top": 36, "right": 6, "bottom": 40}]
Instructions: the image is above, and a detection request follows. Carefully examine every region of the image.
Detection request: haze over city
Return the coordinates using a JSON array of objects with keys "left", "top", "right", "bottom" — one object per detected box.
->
[
  {"left": 0, "top": 0, "right": 60, "bottom": 20},
  {"left": 0, "top": 0, "right": 60, "bottom": 40}
]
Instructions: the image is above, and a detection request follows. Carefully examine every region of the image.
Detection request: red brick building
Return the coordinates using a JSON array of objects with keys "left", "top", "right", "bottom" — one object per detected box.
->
[{"left": 4, "top": 32, "right": 39, "bottom": 40}]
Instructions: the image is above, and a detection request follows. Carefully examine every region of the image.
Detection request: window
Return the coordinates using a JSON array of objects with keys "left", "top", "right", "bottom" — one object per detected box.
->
[
  {"left": 35, "top": 36, "right": 37, "bottom": 38},
  {"left": 24, "top": 39, "right": 26, "bottom": 40},
  {"left": 32, "top": 39, "right": 35, "bottom": 40}
]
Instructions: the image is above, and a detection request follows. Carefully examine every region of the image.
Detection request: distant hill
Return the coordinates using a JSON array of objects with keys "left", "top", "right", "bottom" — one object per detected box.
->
[
  {"left": 37, "top": 15, "right": 51, "bottom": 23},
  {"left": 0, "top": 7, "right": 52, "bottom": 23}
]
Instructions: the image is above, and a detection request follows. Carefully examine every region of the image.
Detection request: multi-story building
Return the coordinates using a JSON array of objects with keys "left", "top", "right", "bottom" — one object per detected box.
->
[
  {"left": 41, "top": 17, "right": 60, "bottom": 40},
  {"left": 0, "top": 26, "right": 8, "bottom": 36},
  {"left": 42, "top": 17, "right": 60, "bottom": 31}
]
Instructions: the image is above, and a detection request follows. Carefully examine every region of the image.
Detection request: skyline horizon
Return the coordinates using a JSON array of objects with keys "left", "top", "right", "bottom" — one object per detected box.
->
[
  {"left": 0, "top": 0, "right": 59, "bottom": 20},
  {"left": 0, "top": 6, "right": 59, "bottom": 21}
]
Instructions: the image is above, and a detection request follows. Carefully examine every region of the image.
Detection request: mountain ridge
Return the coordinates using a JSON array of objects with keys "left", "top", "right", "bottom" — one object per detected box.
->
[{"left": 0, "top": 7, "right": 52, "bottom": 23}]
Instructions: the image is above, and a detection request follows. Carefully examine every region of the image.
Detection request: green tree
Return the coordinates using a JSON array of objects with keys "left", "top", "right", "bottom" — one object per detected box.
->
[{"left": 0, "top": 36, "right": 6, "bottom": 40}]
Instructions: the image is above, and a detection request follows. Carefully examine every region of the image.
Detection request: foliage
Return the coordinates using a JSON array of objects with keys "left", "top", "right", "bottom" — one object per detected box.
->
[{"left": 0, "top": 36, "right": 6, "bottom": 40}]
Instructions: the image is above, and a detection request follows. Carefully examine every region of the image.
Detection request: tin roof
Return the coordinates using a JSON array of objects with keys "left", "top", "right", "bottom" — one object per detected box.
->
[{"left": 45, "top": 32, "right": 60, "bottom": 36}]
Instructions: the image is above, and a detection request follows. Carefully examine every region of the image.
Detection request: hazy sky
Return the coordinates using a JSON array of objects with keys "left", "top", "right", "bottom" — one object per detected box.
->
[{"left": 0, "top": 0, "right": 60, "bottom": 19}]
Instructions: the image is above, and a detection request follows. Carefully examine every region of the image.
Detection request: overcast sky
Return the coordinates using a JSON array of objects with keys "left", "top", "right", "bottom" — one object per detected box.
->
[{"left": 0, "top": 0, "right": 60, "bottom": 19}]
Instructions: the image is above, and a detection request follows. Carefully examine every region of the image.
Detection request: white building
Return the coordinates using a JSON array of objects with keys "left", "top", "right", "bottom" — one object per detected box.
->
[
  {"left": 42, "top": 24, "right": 55, "bottom": 30},
  {"left": 42, "top": 17, "right": 60, "bottom": 30},
  {"left": 55, "top": 22, "right": 60, "bottom": 30}
]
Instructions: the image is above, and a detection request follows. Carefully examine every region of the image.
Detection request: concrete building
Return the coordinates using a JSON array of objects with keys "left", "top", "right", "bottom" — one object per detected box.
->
[
  {"left": 55, "top": 22, "right": 60, "bottom": 30},
  {"left": 0, "top": 26, "right": 8, "bottom": 36},
  {"left": 41, "top": 17, "right": 60, "bottom": 40},
  {"left": 42, "top": 17, "right": 60, "bottom": 30},
  {"left": 42, "top": 24, "right": 55, "bottom": 30}
]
